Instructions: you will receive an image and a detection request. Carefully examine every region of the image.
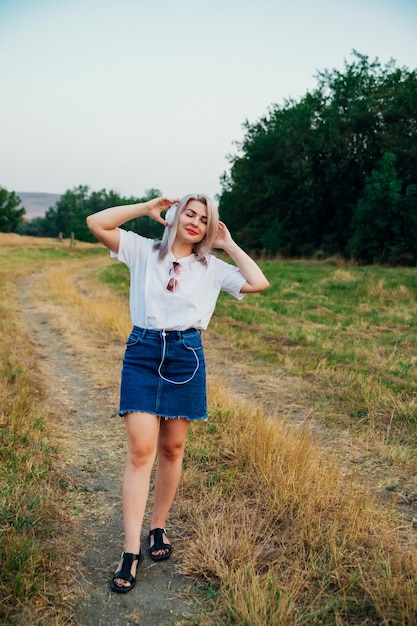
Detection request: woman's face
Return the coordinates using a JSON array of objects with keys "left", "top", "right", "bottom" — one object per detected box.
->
[{"left": 177, "top": 200, "right": 208, "bottom": 243}]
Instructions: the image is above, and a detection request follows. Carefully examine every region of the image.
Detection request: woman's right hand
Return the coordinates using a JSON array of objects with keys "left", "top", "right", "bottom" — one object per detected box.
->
[{"left": 146, "top": 197, "right": 180, "bottom": 225}]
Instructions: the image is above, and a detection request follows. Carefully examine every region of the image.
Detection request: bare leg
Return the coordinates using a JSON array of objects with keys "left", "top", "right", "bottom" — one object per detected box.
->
[
  {"left": 150, "top": 417, "right": 191, "bottom": 557},
  {"left": 113, "top": 411, "right": 159, "bottom": 589}
]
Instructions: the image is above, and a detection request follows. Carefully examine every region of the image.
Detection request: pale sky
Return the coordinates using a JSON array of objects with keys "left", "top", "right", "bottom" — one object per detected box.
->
[{"left": 1, "top": 0, "right": 417, "bottom": 200}]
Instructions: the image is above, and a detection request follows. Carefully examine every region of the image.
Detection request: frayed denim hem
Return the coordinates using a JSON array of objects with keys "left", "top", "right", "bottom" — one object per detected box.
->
[{"left": 118, "top": 409, "right": 208, "bottom": 422}]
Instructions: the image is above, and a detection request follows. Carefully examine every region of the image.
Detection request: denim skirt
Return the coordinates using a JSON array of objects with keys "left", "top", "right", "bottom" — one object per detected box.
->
[{"left": 119, "top": 326, "right": 207, "bottom": 421}]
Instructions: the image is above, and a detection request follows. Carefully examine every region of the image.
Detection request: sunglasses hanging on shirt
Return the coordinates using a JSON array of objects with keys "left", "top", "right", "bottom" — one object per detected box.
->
[{"left": 166, "top": 261, "right": 183, "bottom": 293}]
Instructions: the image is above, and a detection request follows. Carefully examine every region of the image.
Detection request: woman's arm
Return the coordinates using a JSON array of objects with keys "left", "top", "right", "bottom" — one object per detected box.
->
[
  {"left": 213, "top": 222, "right": 269, "bottom": 293},
  {"left": 86, "top": 197, "right": 178, "bottom": 253}
]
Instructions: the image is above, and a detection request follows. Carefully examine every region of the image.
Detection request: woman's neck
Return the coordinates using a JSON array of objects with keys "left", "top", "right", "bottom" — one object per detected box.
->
[{"left": 171, "top": 241, "right": 193, "bottom": 260}]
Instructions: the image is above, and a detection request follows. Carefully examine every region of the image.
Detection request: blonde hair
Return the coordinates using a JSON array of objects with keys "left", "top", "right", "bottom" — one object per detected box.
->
[{"left": 154, "top": 193, "right": 219, "bottom": 263}]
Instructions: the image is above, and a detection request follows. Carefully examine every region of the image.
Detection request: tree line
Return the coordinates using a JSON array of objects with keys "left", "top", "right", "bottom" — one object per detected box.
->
[
  {"left": 1, "top": 51, "right": 416, "bottom": 264},
  {"left": 219, "top": 51, "right": 417, "bottom": 264},
  {"left": 1, "top": 186, "right": 164, "bottom": 242}
]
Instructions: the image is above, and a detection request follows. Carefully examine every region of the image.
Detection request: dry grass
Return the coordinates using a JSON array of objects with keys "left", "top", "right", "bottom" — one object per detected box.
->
[
  {"left": 0, "top": 237, "right": 106, "bottom": 624},
  {"left": 46, "top": 263, "right": 131, "bottom": 340},
  {"left": 0, "top": 232, "right": 97, "bottom": 249},
  {"left": 325, "top": 268, "right": 357, "bottom": 284},
  {"left": 177, "top": 379, "right": 417, "bottom": 624},
  {"left": 0, "top": 273, "right": 73, "bottom": 624}
]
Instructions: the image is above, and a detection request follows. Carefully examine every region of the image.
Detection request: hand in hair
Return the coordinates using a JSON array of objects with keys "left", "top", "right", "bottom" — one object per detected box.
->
[{"left": 212, "top": 221, "right": 233, "bottom": 250}]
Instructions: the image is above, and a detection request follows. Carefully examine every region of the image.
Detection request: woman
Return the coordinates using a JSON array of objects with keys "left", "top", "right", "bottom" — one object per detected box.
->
[{"left": 86, "top": 194, "right": 269, "bottom": 593}]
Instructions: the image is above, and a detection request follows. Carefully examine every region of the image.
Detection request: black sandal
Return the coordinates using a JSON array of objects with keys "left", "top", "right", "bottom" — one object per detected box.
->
[
  {"left": 110, "top": 551, "right": 141, "bottom": 593},
  {"left": 148, "top": 528, "right": 172, "bottom": 562}
]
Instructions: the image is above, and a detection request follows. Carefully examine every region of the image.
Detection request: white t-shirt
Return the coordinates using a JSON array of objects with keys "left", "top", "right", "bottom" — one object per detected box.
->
[{"left": 111, "top": 229, "right": 246, "bottom": 331}]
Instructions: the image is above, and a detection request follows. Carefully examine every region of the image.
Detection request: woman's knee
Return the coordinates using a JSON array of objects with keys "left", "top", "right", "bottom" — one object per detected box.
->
[
  {"left": 158, "top": 438, "right": 185, "bottom": 462},
  {"left": 127, "top": 441, "right": 157, "bottom": 469},
  {"left": 158, "top": 416, "right": 190, "bottom": 461},
  {"left": 125, "top": 412, "right": 159, "bottom": 468},
  {"left": 127, "top": 450, "right": 155, "bottom": 470}
]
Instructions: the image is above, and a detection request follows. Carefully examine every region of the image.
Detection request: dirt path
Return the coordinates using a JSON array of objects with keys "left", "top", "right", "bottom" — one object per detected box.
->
[
  {"left": 17, "top": 272, "right": 199, "bottom": 626},
  {"left": 16, "top": 264, "right": 417, "bottom": 625}
]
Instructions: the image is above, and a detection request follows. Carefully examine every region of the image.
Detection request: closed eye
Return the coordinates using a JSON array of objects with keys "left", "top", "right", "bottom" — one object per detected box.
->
[{"left": 185, "top": 210, "right": 207, "bottom": 224}]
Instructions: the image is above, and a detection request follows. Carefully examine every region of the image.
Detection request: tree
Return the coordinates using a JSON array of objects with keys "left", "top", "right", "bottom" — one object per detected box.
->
[
  {"left": 220, "top": 96, "right": 319, "bottom": 255},
  {"left": 0, "top": 187, "right": 25, "bottom": 232},
  {"left": 44, "top": 185, "right": 121, "bottom": 241},
  {"left": 349, "top": 153, "right": 417, "bottom": 264}
]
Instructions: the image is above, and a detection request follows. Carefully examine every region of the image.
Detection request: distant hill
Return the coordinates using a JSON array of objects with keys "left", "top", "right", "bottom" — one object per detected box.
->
[{"left": 17, "top": 192, "right": 61, "bottom": 219}]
